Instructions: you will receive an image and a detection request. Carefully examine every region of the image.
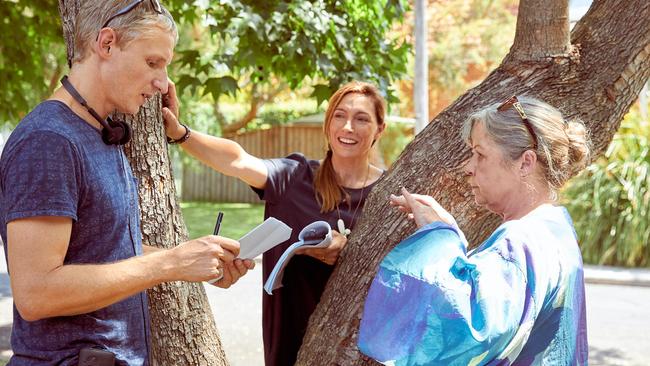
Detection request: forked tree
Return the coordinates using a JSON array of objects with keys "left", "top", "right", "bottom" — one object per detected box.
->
[{"left": 296, "top": 0, "right": 650, "bottom": 364}]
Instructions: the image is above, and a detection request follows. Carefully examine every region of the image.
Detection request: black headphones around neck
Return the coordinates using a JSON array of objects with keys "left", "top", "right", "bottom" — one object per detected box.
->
[{"left": 60, "top": 76, "right": 132, "bottom": 145}]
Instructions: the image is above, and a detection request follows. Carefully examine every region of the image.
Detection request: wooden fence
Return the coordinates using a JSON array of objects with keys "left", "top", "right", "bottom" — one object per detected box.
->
[{"left": 181, "top": 123, "right": 326, "bottom": 203}]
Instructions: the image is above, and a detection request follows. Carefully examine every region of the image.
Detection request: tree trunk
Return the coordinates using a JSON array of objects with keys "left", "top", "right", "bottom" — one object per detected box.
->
[
  {"left": 57, "top": 2, "right": 229, "bottom": 365},
  {"left": 507, "top": 0, "right": 571, "bottom": 62},
  {"left": 297, "top": 0, "right": 650, "bottom": 364},
  {"left": 120, "top": 103, "right": 229, "bottom": 366}
]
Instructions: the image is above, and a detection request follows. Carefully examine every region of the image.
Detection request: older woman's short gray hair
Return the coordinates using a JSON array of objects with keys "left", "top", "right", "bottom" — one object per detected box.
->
[
  {"left": 461, "top": 96, "right": 591, "bottom": 193},
  {"left": 72, "top": 0, "right": 178, "bottom": 65}
]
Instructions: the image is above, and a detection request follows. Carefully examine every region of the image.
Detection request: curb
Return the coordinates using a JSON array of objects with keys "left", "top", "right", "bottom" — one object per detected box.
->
[{"left": 583, "top": 264, "right": 650, "bottom": 287}]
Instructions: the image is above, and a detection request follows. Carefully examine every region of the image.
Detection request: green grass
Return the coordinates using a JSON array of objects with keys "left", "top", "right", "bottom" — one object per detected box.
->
[{"left": 180, "top": 201, "right": 265, "bottom": 240}]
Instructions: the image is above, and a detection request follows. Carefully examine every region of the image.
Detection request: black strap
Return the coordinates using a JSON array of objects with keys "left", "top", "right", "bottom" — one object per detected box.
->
[{"left": 60, "top": 76, "right": 112, "bottom": 131}]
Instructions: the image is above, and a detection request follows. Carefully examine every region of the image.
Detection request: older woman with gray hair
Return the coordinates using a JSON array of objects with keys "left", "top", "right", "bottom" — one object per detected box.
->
[{"left": 357, "top": 96, "right": 590, "bottom": 365}]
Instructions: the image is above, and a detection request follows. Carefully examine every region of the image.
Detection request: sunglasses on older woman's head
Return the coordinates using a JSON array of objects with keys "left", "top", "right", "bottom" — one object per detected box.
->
[
  {"left": 101, "top": 0, "right": 163, "bottom": 30},
  {"left": 497, "top": 95, "right": 538, "bottom": 150}
]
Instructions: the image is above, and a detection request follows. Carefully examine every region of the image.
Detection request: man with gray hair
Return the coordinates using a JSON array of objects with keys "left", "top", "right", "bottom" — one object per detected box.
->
[{"left": 0, "top": 1, "right": 254, "bottom": 364}]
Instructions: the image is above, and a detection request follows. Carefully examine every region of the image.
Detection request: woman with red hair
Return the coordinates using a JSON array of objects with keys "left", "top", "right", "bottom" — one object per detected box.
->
[{"left": 163, "top": 80, "right": 387, "bottom": 366}]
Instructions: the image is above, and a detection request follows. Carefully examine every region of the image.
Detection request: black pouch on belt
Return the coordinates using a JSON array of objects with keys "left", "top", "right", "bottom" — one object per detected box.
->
[{"left": 77, "top": 347, "right": 116, "bottom": 366}]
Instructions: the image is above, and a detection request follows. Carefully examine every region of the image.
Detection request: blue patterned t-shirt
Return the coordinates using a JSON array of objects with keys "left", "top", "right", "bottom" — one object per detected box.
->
[{"left": 0, "top": 101, "right": 150, "bottom": 365}]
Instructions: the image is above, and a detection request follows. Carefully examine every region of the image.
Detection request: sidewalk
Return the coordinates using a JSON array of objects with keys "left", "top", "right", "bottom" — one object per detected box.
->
[{"left": 584, "top": 264, "right": 650, "bottom": 287}]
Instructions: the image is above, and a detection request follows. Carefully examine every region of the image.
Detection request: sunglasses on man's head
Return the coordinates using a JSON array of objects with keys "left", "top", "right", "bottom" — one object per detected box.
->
[
  {"left": 101, "top": 0, "right": 163, "bottom": 30},
  {"left": 497, "top": 95, "right": 538, "bottom": 150}
]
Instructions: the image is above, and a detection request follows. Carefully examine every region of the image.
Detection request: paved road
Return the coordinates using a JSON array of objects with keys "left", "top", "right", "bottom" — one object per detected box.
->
[
  {"left": 207, "top": 264, "right": 264, "bottom": 366},
  {"left": 0, "top": 253, "right": 648, "bottom": 365},
  {"left": 586, "top": 283, "right": 650, "bottom": 366}
]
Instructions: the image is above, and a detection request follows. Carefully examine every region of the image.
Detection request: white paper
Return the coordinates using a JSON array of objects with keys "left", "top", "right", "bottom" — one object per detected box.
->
[{"left": 238, "top": 217, "right": 292, "bottom": 260}]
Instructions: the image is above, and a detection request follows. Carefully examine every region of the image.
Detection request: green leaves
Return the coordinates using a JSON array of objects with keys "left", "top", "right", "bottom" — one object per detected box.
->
[
  {"left": 203, "top": 76, "right": 239, "bottom": 101},
  {"left": 169, "top": 0, "right": 410, "bottom": 105},
  {"left": 175, "top": 75, "right": 202, "bottom": 95},
  {"left": 311, "top": 84, "right": 334, "bottom": 107},
  {"left": 0, "top": 0, "right": 410, "bottom": 124},
  {"left": 563, "top": 109, "right": 650, "bottom": 267},
  {"left": 177, "top": 50, "right": 202, "bottom": 69},
  {"left": 0, "top": 0, "right": 65, "bottom": 123}
]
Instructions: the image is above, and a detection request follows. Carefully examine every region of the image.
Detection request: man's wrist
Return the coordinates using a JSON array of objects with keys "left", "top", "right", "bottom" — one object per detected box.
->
[{"left": 148, "top": 248, "right": 178, "bottom": 283}]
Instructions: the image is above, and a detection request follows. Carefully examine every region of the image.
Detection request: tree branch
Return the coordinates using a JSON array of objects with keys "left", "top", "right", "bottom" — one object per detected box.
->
[
  {"left": 219, "top": 96, "right": 260, "bottom": 136},
  {"left": 218, "top": 83, "right": 286, "bottom": 136}
]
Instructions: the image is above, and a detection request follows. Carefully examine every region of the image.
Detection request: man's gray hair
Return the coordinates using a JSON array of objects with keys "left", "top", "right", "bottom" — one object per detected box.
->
[{"left": 72, "top": 0, "right": 178, "bottom": 65}]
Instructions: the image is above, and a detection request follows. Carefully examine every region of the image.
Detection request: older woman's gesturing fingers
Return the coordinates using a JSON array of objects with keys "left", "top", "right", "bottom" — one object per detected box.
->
[
  {"left": 411, "top": 193, "right": 456, "bottom": 227},
  {"left": 400, "top": 188, "right": 442, "bottom": 227},
  {"left": 389, "top": 192, "right": 411, "bottom": 213},
  {"left": 391, "top": 188, "right": 458, "bottom": 228}
]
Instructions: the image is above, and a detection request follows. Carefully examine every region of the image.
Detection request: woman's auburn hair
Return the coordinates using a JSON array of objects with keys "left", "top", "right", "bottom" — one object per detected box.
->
[{"left": 313, "top": 81, "right": 386, "bottom": 213}]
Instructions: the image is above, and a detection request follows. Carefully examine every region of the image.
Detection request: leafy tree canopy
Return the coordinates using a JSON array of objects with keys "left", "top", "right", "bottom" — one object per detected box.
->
[
  {"left": 166, "top": 0, "right": 410, "bottom": 106},
  {"left": 0, "top": 0, "right": 410, "bottom": 126}
]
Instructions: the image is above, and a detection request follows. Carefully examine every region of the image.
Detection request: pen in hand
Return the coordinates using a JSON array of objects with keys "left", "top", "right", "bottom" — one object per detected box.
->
[
  {"left": 208, "top": 211, "right": 225, "bottom": 284},
  {"left": 213, "top": 211, "right": 224, "bottom": 236}
]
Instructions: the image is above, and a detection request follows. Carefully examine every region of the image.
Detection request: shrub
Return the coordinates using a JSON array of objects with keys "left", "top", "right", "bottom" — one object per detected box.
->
[{"left": 563, "top": 107, "right": 649, "bottom": 267}]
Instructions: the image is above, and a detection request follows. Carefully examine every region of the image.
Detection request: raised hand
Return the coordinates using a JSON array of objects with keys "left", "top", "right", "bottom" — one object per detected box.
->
[
  {"left": 389, "top": 187, "right": 456, "bottom": 228},
  {"left": 161, "top": 78, "right": 185, "bottom": 140}
]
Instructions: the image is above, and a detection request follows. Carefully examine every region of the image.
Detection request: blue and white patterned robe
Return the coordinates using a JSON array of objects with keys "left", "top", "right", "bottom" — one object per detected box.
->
[{"left": 358, "top": 204, "right": 588, "bottom": 365}]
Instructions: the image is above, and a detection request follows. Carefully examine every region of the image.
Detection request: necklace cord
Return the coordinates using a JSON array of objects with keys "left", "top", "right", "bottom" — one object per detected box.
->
[{"left": 336, "top": 164, "right": 371, "bottom": 232}]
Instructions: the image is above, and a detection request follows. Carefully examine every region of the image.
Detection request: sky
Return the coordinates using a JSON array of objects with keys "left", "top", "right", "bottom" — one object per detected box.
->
[{"left": 569, "top": 0, "right": 593, "bottom": 22}]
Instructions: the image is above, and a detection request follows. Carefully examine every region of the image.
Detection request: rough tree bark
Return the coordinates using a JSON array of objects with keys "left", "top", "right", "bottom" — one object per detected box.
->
[
  {"left": 57, "top": 2, "right": 229, "bottom": 365},
  {"left": 297, "top": 0, "right": 650, "bottom": 364}
]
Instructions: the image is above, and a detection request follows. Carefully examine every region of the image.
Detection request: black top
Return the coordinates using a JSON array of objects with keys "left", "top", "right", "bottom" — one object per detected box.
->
[{"left": 253, "top": 153, "right": 378, "bottom": 366}]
